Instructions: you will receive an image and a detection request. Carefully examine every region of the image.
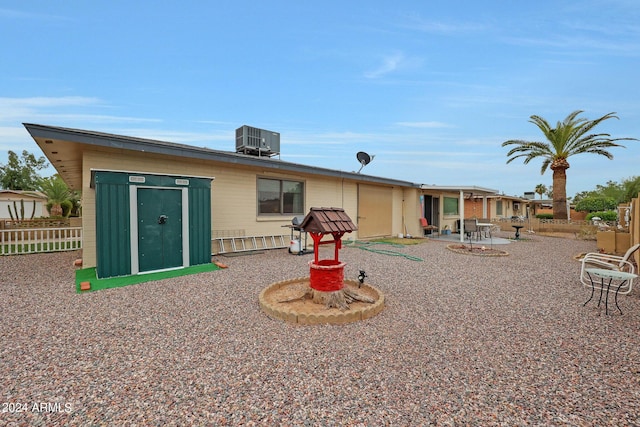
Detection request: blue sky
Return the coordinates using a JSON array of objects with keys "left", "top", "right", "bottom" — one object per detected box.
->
[{"left": 1, "top": 1, "right": 638, "bottom": 198}]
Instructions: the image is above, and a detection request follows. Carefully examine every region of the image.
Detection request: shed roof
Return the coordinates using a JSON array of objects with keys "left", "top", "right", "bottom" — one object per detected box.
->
[{"left": 299, "top": 207, "right": 357, "bottom": 234}]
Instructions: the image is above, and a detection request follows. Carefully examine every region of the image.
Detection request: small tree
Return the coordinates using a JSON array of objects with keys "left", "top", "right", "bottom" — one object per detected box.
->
[
  {"left": 534, "top": 184, "right": 547, "bottom": 199},
  {"left": 573, "top": 177, "right": 639, "bottom": 205},
  {"left": 503, "top": 111, "right": 637, "bottom": 219},
  {"left": 622, "top": 176, "right": 640, "bottom": 202},
  {"left": 574, "top": 196, "right": 617, "bottom": 212},
  {"left": 38, "top": 175, "right": 71, "bottom": 217},
  {"left": 0, "top": 150, "right": 48, "bottom": 190},
  {"left": 67, "top": 189, "right": 82, "bottom": 217}
]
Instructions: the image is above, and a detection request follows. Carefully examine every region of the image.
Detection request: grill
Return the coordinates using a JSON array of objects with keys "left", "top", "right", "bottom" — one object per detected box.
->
[
  {"left": 292, "top": 215, "right": 305, "bottom": 227},
  {"left": 282, "top": 215, "right": 310, "bottom": 255}
]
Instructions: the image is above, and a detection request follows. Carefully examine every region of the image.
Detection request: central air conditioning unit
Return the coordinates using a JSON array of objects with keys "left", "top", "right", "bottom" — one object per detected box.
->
[{"left": 235, "top": 125, "right": 280, "bottom": 158}]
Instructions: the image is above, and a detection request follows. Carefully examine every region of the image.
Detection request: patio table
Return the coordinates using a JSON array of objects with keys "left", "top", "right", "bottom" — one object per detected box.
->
[{"left": 584, "top": 268, "right": 638, "bottom": 315}]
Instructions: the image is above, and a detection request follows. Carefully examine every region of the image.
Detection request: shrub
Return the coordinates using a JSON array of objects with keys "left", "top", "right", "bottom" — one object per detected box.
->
[
  {"left": 61, "top": 200, "right": 73, "bottom": 218},
  {"left": 536, "top": 213, "right": 554, "bottom": 219},
  {"left": 586, "top": 211, "right": 617, "bottom": 221},
  {"left": 575, "top": 196, "right": 617, "bottom": 212}
]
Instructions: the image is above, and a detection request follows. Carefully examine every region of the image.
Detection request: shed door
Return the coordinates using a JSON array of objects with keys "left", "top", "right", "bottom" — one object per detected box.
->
[
  {"left": 138, "top": 188, "right": 183, "bottom": 272},
  {"left": 357, "top": 184, "right": 392, "bottom": 238}
]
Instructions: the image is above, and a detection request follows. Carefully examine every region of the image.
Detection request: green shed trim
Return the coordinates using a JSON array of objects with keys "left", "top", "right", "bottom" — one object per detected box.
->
[{"left": 92, "top": 170, "right": 213, "bottom": 279}]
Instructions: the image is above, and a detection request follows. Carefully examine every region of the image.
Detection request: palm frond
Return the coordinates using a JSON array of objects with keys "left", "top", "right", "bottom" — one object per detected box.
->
[
  {"left": 38, "top": 175, "right": 71, "bottom": 204},
  {"left": 540, "top": 158, "right": 552, "bottom": 175}
]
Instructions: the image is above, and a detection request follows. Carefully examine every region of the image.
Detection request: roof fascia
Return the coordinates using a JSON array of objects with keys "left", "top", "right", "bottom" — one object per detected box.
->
[{"left": 24, "top": 123, "right": 419, "bottom": 189}]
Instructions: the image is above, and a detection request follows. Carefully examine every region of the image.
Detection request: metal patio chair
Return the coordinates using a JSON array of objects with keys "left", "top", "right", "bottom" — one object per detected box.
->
[
  {"left": 580, "top": 243, "right": 640, "bottom": 289},
  {"left": 463, "top": 219, "right": 479, "bottom": 248}
]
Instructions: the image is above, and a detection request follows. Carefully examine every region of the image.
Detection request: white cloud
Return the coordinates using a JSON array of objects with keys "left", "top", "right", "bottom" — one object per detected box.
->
[
  {"left": 399, "top": 14, "right": 487, "bottom": 35},
  {"left": 395, "top": 121, "right": 451, "bottom": 128},
  {"left": 0, "top": 96, "right": 97, "bottom": 121},
  {"left": 0, "top": 8, "right": 70, "bottom": 22},
  {"left": 0, "top": 97, "right": 162, "bottom": 127},
  {"left": 503, "top": 33, "right": 640, "bottom": 56},
  {"left": 0, "top": 96, "right": 99, "bottom": 107},
  {"left": 364, "top": 52, "right": 405, "bottom": 79},
  {"left": 118, "top": 128, "right": 232, "bottom": 145}
]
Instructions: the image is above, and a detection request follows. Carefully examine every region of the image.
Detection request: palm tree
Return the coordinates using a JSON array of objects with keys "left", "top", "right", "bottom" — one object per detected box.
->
[
  {"left": 534, "top": 183, "right": 547, "bottom": 199},
  {"left": 502, "top": 110, "right": 637, "bottom": 219},
  {"left": 38, "top": 175, "right": 71, "bottom": 217}
]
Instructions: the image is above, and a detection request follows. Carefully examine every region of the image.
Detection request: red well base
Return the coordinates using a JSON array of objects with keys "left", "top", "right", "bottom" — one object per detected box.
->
[{"left": 309, "top": 260, "right": 346, "bottom": 292}]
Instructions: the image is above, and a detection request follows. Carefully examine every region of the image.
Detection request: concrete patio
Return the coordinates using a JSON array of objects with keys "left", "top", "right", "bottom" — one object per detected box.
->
[{"left": 427, "top": 231, "right": 513, "bottom": 245}]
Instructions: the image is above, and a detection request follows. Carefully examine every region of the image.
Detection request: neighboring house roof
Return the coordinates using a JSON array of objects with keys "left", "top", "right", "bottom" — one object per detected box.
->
[
  {"left": 0, "top": 190, "right": 47, "bottom": 200},
  {"left": 486, "top": 194, "right": 530, "bottom": 202},
  {"left": 528, "top": 198, "right": 553, "bottom": 204},
  {"left": 420, "top": 184, "right": 499, "bottom": 196},
  {"left": 23, "top": 123, "right": 420, "bottom": 191}
]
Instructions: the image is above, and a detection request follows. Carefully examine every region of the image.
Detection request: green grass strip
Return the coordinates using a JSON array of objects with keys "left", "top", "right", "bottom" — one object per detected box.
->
[{"left": 75, "top": 262, "right": 221, "bottom": 293}]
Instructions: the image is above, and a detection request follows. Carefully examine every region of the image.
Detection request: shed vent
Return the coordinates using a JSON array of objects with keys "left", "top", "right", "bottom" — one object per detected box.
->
[{"left": 235, "top": 125, "right": 280, "bottom": 158}]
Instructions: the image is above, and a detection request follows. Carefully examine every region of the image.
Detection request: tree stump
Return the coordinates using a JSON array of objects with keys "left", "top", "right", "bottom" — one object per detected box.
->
[
  {"left": 278, "top": 285, "right": 375, "bottom": 311},
  {"left": 310, "top": 287, "right": 375, "bottom": 310}
]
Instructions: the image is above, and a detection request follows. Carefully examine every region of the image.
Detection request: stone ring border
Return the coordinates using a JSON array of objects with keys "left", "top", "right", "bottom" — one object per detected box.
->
[
  {"left": 446, "top": 244, "right": 510, "bottom": 257},
  {"left": 259, "top": 278, "right": 385, "bottom": 325}
]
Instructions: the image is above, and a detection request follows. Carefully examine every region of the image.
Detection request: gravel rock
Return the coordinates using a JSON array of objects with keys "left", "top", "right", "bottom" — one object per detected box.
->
[{"left": 2, "top": 233, "right": 639, "bottom": 426}]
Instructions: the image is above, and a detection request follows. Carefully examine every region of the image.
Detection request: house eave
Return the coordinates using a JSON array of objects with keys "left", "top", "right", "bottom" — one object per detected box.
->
[{"left": 24, "top": 123, "right": 420, "bottom": 190}]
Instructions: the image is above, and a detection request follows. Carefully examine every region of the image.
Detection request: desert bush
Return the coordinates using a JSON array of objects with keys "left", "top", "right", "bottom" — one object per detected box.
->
[
  {"left": 536, "top": 213, "right": 554, "bottom": 219},
  {"left": 586, "top": 211, "right": 617, "bottom": 221}
]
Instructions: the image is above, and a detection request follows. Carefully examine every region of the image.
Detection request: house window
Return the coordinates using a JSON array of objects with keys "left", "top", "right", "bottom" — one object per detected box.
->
[
  {"left": 443, "top": 197, "right": 459, "bottom": 216},
  {"left": 496, "top": 200, "right": 503, "bottom": 216},
  {"left": 257, "top": 178, "right": 304, "bottom": 215}
]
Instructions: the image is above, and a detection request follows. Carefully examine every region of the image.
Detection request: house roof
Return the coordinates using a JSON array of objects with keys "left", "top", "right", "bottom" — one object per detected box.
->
[
  {"left": 23, "top": 123, "right": 514, "bottom": 196},
  {"left": 299, "top": 207, "right": 357, "bottom": 234},
  {"left": 23, "top": 123, "right": 420, "bottom": 191}
]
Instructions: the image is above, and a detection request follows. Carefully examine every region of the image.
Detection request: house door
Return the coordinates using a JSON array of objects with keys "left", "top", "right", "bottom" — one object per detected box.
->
[
  {"left": 137, "top": 188, "right": 183, "bottom": 273},
  {"left": 424, "top": 195, "right": 440, "bottom": 228},
  {"left": 357, "top": 184, "right": 392, "bottom": 238}
]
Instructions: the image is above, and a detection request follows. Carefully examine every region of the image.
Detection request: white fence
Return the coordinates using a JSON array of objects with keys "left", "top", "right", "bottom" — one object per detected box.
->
[{"left": 0, "top": 227, "right": 82, "bottom": 255}]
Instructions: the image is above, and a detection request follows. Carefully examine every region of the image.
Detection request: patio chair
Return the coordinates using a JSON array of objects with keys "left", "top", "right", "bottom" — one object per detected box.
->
[
  {"left": 420, "top": 217, "right": 439, "bottom": 237},
  {"left": 580, "top": 243, "right": 640, "bottom": 289},
  {"left": 463, "top": 219, "right": 479, "bottom": 246},
  {"left": 478, "top": 218, "right": 493, "bottom": 239}
]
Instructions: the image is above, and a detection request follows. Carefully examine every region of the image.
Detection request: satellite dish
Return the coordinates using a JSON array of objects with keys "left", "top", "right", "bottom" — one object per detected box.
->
[{"left": 356, "top": 151, "right": 374, "bottom": 173}]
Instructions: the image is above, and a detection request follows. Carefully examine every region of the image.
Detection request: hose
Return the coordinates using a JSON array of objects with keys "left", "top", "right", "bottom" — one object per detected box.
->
[{"left": 344, "top": 240, "right": 424, "bottom": 262}]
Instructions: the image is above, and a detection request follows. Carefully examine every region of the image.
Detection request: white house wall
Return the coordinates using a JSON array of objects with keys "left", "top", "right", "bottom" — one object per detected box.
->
[{"left": 0, "top": 196, "right": 47, "bottom": 220}]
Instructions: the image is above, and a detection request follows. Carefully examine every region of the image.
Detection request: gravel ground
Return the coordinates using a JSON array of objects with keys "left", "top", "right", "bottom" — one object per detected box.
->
[{"left": 2, "top": 233, "right": 640, "bottom": 426}]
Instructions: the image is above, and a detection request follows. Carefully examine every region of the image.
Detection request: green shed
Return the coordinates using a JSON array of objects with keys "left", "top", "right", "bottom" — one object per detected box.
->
[{"left": 92, "top": 170, "right": 213, "bottom": 279}]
